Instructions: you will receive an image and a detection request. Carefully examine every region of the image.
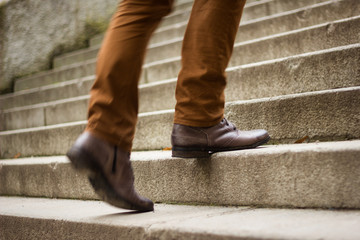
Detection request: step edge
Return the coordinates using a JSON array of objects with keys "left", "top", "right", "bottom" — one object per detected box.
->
[
  {"left": 1, "top": 140, "right": 359, "bottom": 163},
  {"left": 1, "top": 86, "right": 358, "bottom": 136}
]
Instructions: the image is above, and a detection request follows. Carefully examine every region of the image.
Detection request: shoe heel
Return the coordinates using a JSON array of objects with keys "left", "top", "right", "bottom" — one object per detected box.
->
[
  {"left": 66, "top": 147, "right": 95, "bottom": 174},
  {"left": 172, "top": 147, "right": 211, "bottom": 158}
]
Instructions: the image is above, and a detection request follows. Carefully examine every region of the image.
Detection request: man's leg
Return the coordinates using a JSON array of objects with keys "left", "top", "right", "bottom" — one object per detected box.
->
[
  {"left": 67, "top": 0, "right": 174, "bottom": 211},
  {"left": 172, "top": 0, "right": 270, "bottom": 158},
  {"left": 87, "top": 0, "right": 174, "bottom": 152}
]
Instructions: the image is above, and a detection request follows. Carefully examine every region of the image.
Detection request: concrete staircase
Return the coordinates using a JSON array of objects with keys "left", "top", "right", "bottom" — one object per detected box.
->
[{"left": 1, "top": 0, "right": 360, "bottom": 239}]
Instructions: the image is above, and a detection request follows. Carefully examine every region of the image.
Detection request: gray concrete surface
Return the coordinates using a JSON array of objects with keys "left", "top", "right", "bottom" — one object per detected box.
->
[
  {"left": 144, "top": 17, "right": 360, "bottom": 83},
  {"left": 147, "top": 0, "right": 360, "bottom": 47},
  {"left": 14, "top": 14, "right": 360, "bottom": 92},
  {"left": 1, "top": 141, "right": 360, "bottom": 208},
  {"left": 1, "top": 42, "right": 359, "bottom": 115},
  {"left": 63, "top": 0, "right": 358, "bottom": 68},
  {"left": 158, "top": 0, "right": 330, "bottom": 29},
  {"left": 53, "top": 46, "right": 99, "bottom": 69},
  {"left": 14, "top": 59, "right": 96, "bottom": 92},
  {"left": 0, "top": 75, "right": 94, "bottom": 110},
  {"left": 1, "top": 196, "right": 360, "bottom": 240},
  {"left": 135, "top": 86, "right": 360, "bottom": 149},
  {"left": 0, "top": 0, "right": 193, "bottom": 93},
  {"left": 145, "top": 16, "right": 360, "bottom": 64},
  {"left": 0, "top": 121, "right": 86, "bottom": 158},
  {"left": 0, "top": 1, "right": 359, "bottom": 236},
  {"left": 0, "top": 0, "right": 118, "bottom": 92},
  {"left": 0, "top": 86, "right": 359, "bottom": 158},
  {"left": 2, "top": 43, "right": 359, "bottom": 131}
]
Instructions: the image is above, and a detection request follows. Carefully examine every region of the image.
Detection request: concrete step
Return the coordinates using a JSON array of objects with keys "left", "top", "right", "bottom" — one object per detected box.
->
[
  {"left": 3, "top": 42, "right": 359, "bottom": 112},
  {"left": 1, "top": 86, "right": 359, "bottom": 158},
  {"left": 90, "top": 0, "right": 318, "bottom": 48},
  {"left": 54, "top": 0, "right": 360, "bottom": 70},
  {"left": 146, "top": 16, "right": 360, "bottom": 64},
  {"left": 149, "top": 0, "right": 360, "bottom": 46},
  {"left": 14, "top": 59, "right": 96, "bottom": 92},
  {"left": 157, "top": 0, "right": 331, "bottom": 29},
  {"left": 0, "top": 95, "right": 90, "bottom": 131},
  {"left": 13, "top": 15, "right": 360, "bottom": 92},
  {"left": 2, "top": 44, "right": 360, "bottom": 130},
  {"left": 2, "top": 197, "right": 360, "bottom": 240},
  {"left": 143, "top": 16, "right": 360, "bottom": 81},
  {"left": 53, "top": 0, "right": 194, "bottom": 69},
  {"left": 53, "top": 45, "right": 99, "bottom": 69},
  {"left": 0, "top": 75, "right": 94, "bottom": 110},
  {"left": 171, "top": 0, "right": 193, "bottom": 12},
  {"left": 1, "top": 141, "right": 360, "bottom": 209}
]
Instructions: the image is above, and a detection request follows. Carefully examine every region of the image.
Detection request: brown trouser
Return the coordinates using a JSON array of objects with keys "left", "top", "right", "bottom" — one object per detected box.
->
[{"left": 86, "top": 0, "right": 246, "bottom": 152}]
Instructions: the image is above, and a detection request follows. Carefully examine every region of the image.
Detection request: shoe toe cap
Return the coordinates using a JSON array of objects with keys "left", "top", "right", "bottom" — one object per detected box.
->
[{"left": 255, "top": 129, "right": 270, "bottom": 141}]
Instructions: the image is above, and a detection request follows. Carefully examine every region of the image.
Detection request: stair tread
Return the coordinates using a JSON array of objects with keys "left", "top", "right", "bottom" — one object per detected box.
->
[
  {"left": 1, "top": 0, "right": 360, "bottom": 238},
  {"left": 56, "top": 3, "right": 360, "bottom": 70},
  {"left": 90, "top": 0, "right": 359, "bottom": 48},
  {"left": 147, "top": 15, "right": 360, "bottom": 63},
  {"left": 2, "top": 43, "right": 359, "bottom": 112},
  {"left": 1, "top": 85, "right": 358, "bottom": 134},
  {"left": 1, "top": 139, "right": 358, "bottom": 162},
  {"left": 1, "top": 196, "right": 360, "bottom": 240},
  {"left": 1, "top": 86, "right": 359, "bottom": 158},
  {"left": 1, "top": 140, "right": 360, "bottom": 209}
]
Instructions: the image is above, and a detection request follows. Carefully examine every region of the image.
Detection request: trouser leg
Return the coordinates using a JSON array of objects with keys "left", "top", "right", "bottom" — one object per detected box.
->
[
  {"left": 86, "top": 0, "right": 173, "bottom": 152},
  {"left": 174, "top": 0, "right": 246, "bottom": 127}
]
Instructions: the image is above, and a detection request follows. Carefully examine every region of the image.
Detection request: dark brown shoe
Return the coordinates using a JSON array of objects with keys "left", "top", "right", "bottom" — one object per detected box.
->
[
  {"left": 66, "top": 132, "right": 154, "bottom": 212},
  {"left": 171, "top": 118, "right": 270, "bottom": 158}
]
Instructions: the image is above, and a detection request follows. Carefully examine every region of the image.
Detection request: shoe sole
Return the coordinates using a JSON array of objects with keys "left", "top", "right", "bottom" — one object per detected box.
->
[
  {"left": 172, "top": 136, "right": 271, "bottom": 158},
  {"left": 66, "top": 147, "right": 153, "bottom": 212}
]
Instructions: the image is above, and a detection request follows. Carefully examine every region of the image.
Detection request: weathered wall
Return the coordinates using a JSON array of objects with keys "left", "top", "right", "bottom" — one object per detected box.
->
[{"left": 0, "top": 0, "right": 118, "bottom": 93}]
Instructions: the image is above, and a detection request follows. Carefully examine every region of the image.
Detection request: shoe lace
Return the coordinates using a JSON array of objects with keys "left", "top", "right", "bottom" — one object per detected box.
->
[{"left": 222, "top": 118, "right": 237, "bottom": 130}]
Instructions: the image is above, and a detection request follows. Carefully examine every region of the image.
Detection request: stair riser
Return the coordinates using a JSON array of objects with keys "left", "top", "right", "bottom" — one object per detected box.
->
[
  {"left": 3, "top": 44, "right": 360, "bottom": 130},
  {"left": 1, "top": 98, "right": 90, "bottom": 130},
  {"left": 0, "top": 158, "right": 96, "bottom": 200},
  {"left": 0, "top": 216, "right": 135, "bottom": 240},
  {"left": 0, "top": 123, "right": 85, "bottom": 159},
  {"left": 0, "top": 77, "right": 94, "bottom": 110},
  {"left": 1, "top": 87, "right": 358, "bottom": 158},
  {"left": 53, "top": 47, "right": 98, "bottom": 70},
  {"left": 14, "top": 60, "right": 96, "bottom": 92},
  {"left": 230, "top": 16, "right": 360, "bottom": 66},
  {"left": 226, "top": 88, "right": 360, "bottom": 143},
  {"left": 134, "top": 88, "right": 360, "bottom": 150},
  {"left": 137, "top": 147, "right": 360, "bottom": 208},
  {"left": 1, "top": 141, "right": 359, "bottom": 208}
]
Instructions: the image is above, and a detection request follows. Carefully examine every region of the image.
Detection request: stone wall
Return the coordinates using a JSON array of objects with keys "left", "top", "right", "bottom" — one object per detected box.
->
[{"left": 0, "top": 0, "right": 118, "bottom": 93}]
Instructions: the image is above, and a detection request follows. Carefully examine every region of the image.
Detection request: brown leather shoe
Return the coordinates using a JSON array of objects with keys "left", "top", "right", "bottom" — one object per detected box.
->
[
  {"left": 66, "top": 132, "right": 154, "bottom": 212},
  {"left": 171, "top": 118, "right": 270, "bottom": 158}
]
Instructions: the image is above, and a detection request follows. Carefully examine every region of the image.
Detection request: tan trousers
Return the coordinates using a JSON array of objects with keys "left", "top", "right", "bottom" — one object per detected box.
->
[{"left": 86, "top": 0, "right": 246, "bottom": 152}]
